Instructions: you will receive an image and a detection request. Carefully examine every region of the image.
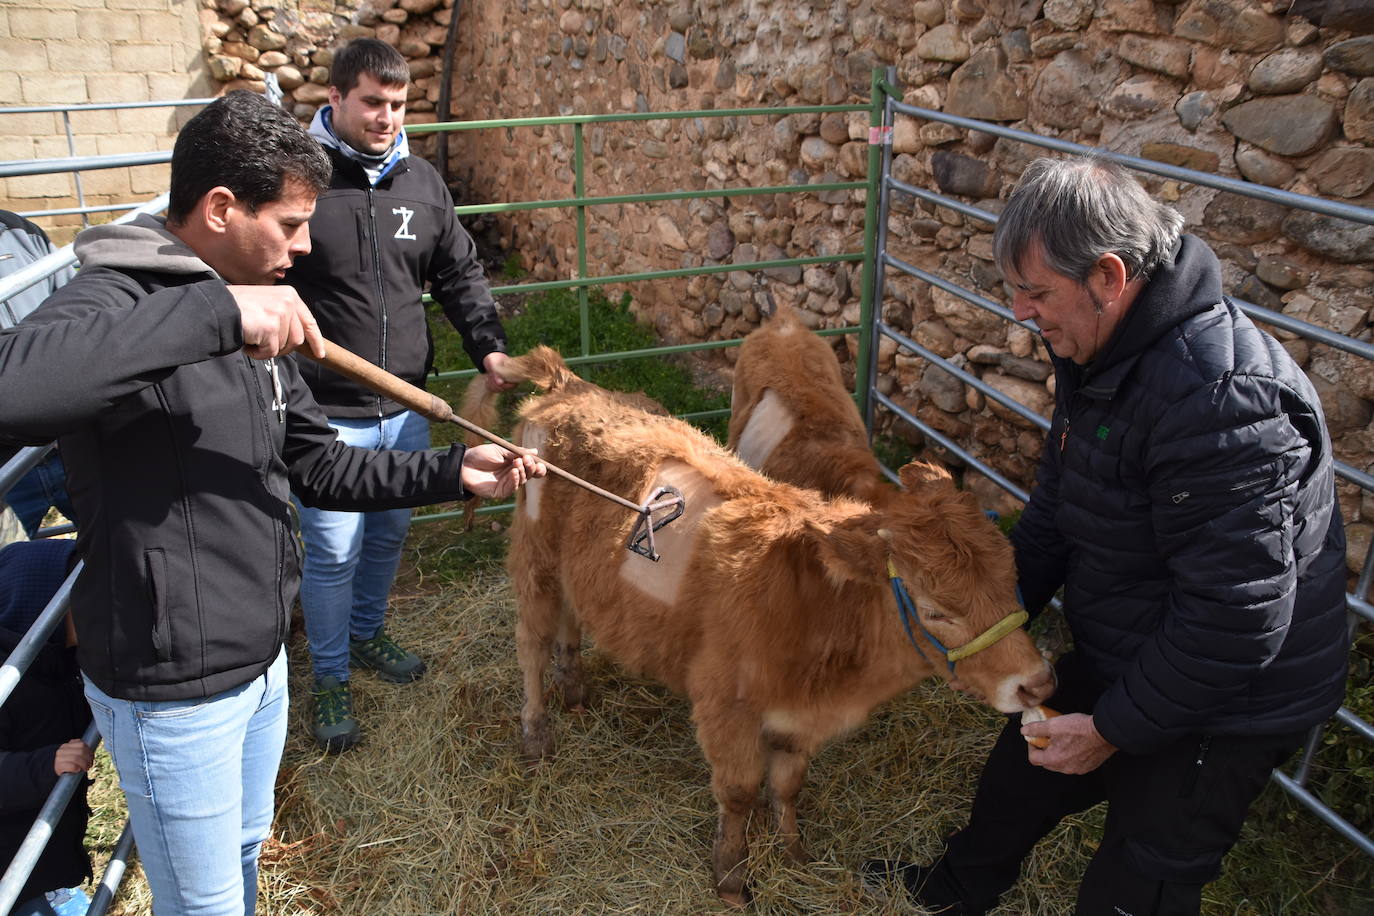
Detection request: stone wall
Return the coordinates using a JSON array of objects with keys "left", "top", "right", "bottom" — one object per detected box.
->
[
  {"left": 0, "top": 0, "right": 213, "bottom": 243},
  {"left": 15, "top": 0, "right": 1374, "bottom": 561}
]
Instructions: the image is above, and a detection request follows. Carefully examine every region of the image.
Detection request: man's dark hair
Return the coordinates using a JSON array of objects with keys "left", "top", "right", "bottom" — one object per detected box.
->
[
  {"left": 330, "top": 38, "right": 410, "bottom": 96},
  {"left": 167, "top": 91, "right": 331, "bottom": 224}
]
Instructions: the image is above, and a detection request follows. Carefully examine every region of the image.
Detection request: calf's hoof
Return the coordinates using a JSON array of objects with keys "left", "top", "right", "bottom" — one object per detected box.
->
[
  {"left": 716, "top": 882, "right": 752, "bottom": 909},
  {"left": 520, "top": 722, "right": 554, "bottom": 765}
]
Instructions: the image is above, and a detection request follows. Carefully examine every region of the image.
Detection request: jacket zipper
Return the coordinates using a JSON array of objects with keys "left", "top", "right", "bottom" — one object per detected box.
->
[
  {"left": 245, "top": 353, "right": 289, "bottom": 649},
  {"left": 368, "top": 185, "right": 388, "bottom": 420}
]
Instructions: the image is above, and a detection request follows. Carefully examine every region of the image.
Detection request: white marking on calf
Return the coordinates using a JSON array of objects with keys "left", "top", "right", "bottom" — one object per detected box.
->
[
  {"left": 520, "top": 423, "right": 548, "bottom": 521},
  {"left": 618, "top": 460, "right": 723, "bottom": 605},
  {"left": 763, "top": 704, "right": 868, "bottom": 744},
  {"left": 735, "top": 389, "right": 793, "bottom": 471}
]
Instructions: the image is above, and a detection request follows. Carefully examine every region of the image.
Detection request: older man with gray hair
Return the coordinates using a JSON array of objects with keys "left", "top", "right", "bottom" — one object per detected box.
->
[{"left": 863, "top": 157, "right": 1349, "bottom": 914}]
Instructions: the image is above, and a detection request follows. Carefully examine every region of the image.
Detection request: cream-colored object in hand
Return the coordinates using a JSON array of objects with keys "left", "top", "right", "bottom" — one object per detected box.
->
[{"left": 1021, "top": 704, "right": 1060, "bottom": 749}]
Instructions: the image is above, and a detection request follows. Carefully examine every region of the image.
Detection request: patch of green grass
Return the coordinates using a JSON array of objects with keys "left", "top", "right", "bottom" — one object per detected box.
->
[
  {"left": 427, "top": 288, "right": 729, "bottom": 441},
  {"left": 498, "top": 252, "right": 526, "bottom": 281}
]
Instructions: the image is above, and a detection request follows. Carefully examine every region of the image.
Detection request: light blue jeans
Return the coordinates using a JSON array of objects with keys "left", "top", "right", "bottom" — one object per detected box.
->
[
  {"left": 294, "top": 410, "right": 430, "bottom": 682},
  {"left": 82, "top": 648, "right": 288, "bottom": 916}
]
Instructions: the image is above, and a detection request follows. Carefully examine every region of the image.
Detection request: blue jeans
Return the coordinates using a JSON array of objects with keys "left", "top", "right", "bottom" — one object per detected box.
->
[
  {"left": 4, "top": 452, "right": 74, "bottom": 537},
  {"left": 83, "top": 648, "right": 288, "bottom": 916},
  {"left": 294, "top": 410, "right": 430, "bottom": 682}
]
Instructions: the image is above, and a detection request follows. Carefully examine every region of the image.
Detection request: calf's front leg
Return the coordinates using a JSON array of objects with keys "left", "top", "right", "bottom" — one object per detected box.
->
[
  {"left": 515, "top": 590, "right": 561, "bottom": 763},
  {"left": 695, "top": 700, "right": 766, "bottom": 908}
]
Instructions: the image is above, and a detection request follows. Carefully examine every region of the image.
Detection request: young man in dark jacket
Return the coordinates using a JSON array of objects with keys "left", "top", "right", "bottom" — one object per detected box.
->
[
  {"left": 863, "top": 157, "right": 1349, "bottom": 914},
  {"left": 0, "top": 91, "right": 542, "bottom": 916},
  {"left": 284, "top": 38, "right": 515, "bottom": 751}
]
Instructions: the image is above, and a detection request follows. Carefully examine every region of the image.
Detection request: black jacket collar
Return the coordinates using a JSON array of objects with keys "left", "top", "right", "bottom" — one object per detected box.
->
[{"left": 1071, "top": 234, "right": 1223, "bottom": 400}]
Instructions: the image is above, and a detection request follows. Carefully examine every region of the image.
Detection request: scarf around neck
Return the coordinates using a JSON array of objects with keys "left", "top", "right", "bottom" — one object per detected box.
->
[{"left": 308, "top": 105, "right": 410, "bottom": 186}]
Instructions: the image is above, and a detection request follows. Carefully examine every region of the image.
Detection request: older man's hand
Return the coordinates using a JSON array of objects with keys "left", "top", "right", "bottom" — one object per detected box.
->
[{"left": 1022, "top": 712, "right": 1117, "bottom": 774}]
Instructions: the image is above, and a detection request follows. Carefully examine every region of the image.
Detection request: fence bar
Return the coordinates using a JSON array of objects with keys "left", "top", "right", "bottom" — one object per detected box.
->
[
  {"left": 0, "top": 563, "right": 81, "bottom": 712},
  {"left": 863, "top": 69, "right": 899, "bottom": 435},
  {"left": 882, "top": 87, "right": 1374, "bottom": 228},
  {"left": 1231, "top": 298, "right": 1374, "bottom": 362},
  {"left": 87, "top": 822, "right": 136, "bottom": 916},
  {"left": 452, "top": 180, "right": 864, "bottom": 216},
  {"left": 1, "top": 99, "right": 213, "bottom": 115},
  {"left": 0, "top": 446, "right": 52, "bottom": 493},
  {"left": 59, "top": 111, "right": 89, "bottom": 229},
  {"left": 573, "top": 123, "right": 590, "bottom": 358},
  {"left": 17, "top": 202, "right": 143, "bottom": 220},
  {"left": 877, "top": 322, "right": 1051, "bottom": 432},
  {"left": 1335, "top": 706, "right": 1374, "bottom": 744},
  {"left": 0, "top": 721, "right": 101, "bottom": 916},
  {"left": 887, "top": 175, "right": 999, "bottom": 225},
  {"left": 855, "top": 68, "right": 885, "bottom": 418},
  {"left": 0, "top": 152, "right": 171, "bottom": 180},
  {"left": 473, "top": 252, "right": 863, "bottom": 298},
  {"left": 427, "top": 324, "right": 861, "bottom": 384},
  {"left": 1270, "top": 770, "right": 1374, "bottom": 858},
  {"left": 881, "top": 251, "right": 1036, "bottom": 332},
  {"left": 872, "top": 388, "right": 1031, "bottom": 503},
  {"left": 1350, "top": 594, "right": 1374, "bottom": 626},
  {"left": 408, "top": 103, "right": 868, "bottom": 134}
]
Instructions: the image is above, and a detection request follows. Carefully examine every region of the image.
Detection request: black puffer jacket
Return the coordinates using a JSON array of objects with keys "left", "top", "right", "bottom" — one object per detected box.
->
[
  {"left": 1012, "top": 235, "right": 1349, "bottom": 755},
  {"left": 285, "top": 149, "right": 507, "bottom": 418}
]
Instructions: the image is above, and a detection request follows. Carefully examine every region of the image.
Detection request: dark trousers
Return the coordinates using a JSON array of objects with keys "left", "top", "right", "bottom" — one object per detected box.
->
[{"left": 921, "top": 657, "right": 1303, "bottom": 916}]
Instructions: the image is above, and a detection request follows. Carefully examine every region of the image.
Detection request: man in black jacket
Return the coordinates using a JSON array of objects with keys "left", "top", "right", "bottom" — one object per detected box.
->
[
  {"left": 284, "top": 38, "right": 514, "bottom": 752},
  {"left": 0, "top": 91, "right": 542, "bottom": 916},
  {"left": 863, "top": 157, "right": 1349, "bottom": 914}
]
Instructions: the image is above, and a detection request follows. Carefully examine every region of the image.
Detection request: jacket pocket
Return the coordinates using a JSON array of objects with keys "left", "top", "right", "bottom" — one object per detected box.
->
[{"left": 144, "top": 548, "right": 173, "bottom": 663}]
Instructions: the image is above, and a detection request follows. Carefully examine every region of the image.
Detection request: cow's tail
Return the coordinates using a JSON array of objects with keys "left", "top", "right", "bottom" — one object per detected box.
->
[
  {"left": 455, "top": 346, "right": 575, "bottom": 526},
  {"left": 458, "top": 345, "right": 576, "bottom": 433}
]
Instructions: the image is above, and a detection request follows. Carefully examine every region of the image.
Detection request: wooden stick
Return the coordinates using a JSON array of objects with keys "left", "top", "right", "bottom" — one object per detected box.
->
[{"left": 302, "top": 340, "right": 647, "bottom": 515}]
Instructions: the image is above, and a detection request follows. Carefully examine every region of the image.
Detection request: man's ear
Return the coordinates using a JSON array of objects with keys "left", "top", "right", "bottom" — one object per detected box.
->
[
  {"left": 328, "top": 85, "right": 343, "bottom": 108},
  {"left": 201, "top": 186, "right": 237, "bottom": 235},
  {"left": 1091, "top": 252, "right": 1129, "bottom": 307}
]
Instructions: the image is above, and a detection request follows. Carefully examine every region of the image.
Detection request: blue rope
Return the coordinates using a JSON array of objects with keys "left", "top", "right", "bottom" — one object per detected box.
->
[{"left": 888, "top": 574, "right": 956, "bottom": 675}]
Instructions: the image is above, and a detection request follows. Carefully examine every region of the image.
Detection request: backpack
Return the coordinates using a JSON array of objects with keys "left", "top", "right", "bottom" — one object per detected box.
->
[{"left": 0, "top": 211, "right": 74, "bottom": 328}]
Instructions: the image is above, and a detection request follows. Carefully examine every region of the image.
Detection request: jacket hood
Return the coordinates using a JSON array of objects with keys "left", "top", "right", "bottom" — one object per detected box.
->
[
  {"left": 1082, "top": 234, "right": 1223, "bottom": 397},
  {"left": 73, "top": 213, "right": 218, "bottom": 279}
]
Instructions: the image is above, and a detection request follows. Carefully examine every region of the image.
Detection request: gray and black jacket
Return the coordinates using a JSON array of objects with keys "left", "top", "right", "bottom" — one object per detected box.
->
[
  {"left": 0, "top": 215, "right": 471, "bottom": 701},
  {"left": 1012, "top": 235, "right": 1349, "bottom": 755},
  {"left": 285, "top": 148, "right": 507, "bottom": 418}
]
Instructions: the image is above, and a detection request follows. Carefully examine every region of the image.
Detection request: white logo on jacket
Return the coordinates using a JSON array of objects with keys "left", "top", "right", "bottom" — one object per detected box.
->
[{"left": 393, "top": 206, "right": 417, "bottom": 240}]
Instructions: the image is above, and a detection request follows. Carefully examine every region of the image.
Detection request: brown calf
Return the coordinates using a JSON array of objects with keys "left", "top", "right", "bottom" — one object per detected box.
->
[
  {"left": 474, "top": 347, "right": 1053, "bottom": 907},
  {"left": 728, "top": 305, "right": 889, "bottom": 504}
]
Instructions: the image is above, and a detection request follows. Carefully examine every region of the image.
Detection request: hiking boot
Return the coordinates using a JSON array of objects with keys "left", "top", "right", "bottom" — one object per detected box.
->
[
  {"left": 349, "top": 629, "right": 426, "bottom": 683},
  {"left": 312, "top": 676, "right": 360, "bottom": 753},
  {"left": 859, "top": 859, "right": 988, "bottom": 915}
]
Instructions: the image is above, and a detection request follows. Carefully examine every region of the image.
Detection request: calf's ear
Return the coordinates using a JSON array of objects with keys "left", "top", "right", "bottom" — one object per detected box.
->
[
  {"left": 898, "top": 461, "right": 952, "bottom": 492},
  {"left": 806, "top": 518, "right": 883, "bottom": 586}
]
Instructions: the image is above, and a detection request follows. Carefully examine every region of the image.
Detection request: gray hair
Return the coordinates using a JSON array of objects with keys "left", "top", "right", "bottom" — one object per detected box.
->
[{"left": 992, "top": 156, "right": 1185, "bottom": 285}]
